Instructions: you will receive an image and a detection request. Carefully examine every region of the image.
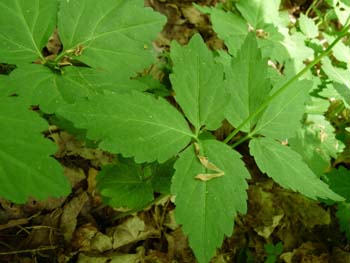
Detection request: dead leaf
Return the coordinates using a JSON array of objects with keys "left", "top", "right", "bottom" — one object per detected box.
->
[
  {"left": 21, "top": 209, "right": 62, "bottom": 248},
  {"left": 181, "top": 6, "right": 206, "bottom": 28},
  {"left": 197, "top": 155, "right": 222, "bottom": 172},
  {"left": 194, "top": 143, "right": 225, "bottom": 181},
  {"left": 280, "top": 242, "right": 330, "bottom": 263},
  {"left": 87, "top": 168, "right": 98, "bottom": 195},
  {"left": 165, "top": 228, "right": 194, "bottom": 263},
  {"left": 107, "top": 216, "right": 159, "bottom": 249},
  {"left": 64, "top": 167, "right": 86, "bottom": 188},
  {"left": 331, "top": 247, "right": 350, "bottom": 263},
  {"left": 77, "top": 251, "right": 143, "bottom": 263},
  {"left": 256, "top": 214, "right": 284, "bottom": 239},
  {"left": 72, "top": 223, "right": 98, "bottom": 251},
  {"left": 60, "top": 191, "right": 89, "bottom": 242},
  {"left": 90, "top": 232, "right": 113, "bottom": 252},
  {"left": 91, "top": 232, "right": 112, "bottom": 252},
  {"left": 46, "top": 28, "right": 61, "bottom": 55},
  {"left": 195, "top": 172, "right": 224, "bottom": 181}
]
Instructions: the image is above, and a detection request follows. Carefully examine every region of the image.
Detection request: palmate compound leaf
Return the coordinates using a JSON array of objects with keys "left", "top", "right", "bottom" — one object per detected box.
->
[
  {"left": 57, "top": 91, "right": 194, "bottom": 163},
  {"left": 172, "top": 140, "right": 250, "bottom": 263},
  {"left": 0, "top": 96, "right": 70, "bottom": 203},
  {"left": 7, "top": 64, "right": 150, "bottom": 114},
  {"left": 58, "top": 0, "right": 166, "bottom": 75},
  {"left": 225, "top": 33, "right": 271, "bottom": 132},
  {"left": 253, "top": 78, "right": 312, "bottom": 140},
  {"left": 170, "top": 34, "right": 229, "bottom": 133},
  {"left": 0, "top": 0, "right": 57, "bottom": 64},
  {"left": 249, "top": 137, "right": 344, "bottom": 201}
]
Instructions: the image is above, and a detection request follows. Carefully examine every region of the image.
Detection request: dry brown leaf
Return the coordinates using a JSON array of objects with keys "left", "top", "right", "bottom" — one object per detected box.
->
[
  {"left": 72, "top": 223, "right": 98, "bottom": 251},
  {"left": 60, "top": 191, "right": 89, "bottom": 242},
  {"left": 64, "top": 167, "right": 85, "bottom": 188},
  {"left": 77, "top": 250, "right": 143, "bottom": 263},
  {"left": 195, "top": 172, "right": 224, "bottom": 181},
  {"left": 90, "top": 232, "right": 113, "bottom": 252},
  {"left": 107, "top": 216, "right": 159, "bottom": 249}
]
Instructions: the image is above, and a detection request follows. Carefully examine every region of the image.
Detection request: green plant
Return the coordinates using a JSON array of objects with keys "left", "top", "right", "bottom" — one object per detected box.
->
[
  {"left": 0, "top": 0, "right": 166, "bottom": 203},
  {"left": 264, "top": 241, "right": 283, "bottom": 263},
  {"left": 1, "top": 1, "right": 350, "bottom": 263}
]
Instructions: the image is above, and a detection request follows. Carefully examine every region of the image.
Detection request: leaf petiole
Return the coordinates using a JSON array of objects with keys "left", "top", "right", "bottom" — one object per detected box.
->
[{"left": 231, "top": 133, "right": 252, "bottom": 149}]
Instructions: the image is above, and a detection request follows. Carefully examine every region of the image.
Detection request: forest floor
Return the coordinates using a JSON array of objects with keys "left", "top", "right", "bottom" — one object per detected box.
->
[{"left": 0, "top": 0, "right": 350, "bottom": 263}]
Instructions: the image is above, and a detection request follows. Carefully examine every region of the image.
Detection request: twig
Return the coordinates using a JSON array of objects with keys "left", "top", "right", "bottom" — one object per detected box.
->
[{"left": 0, "top": 245, "right": 58, "bottom": 255}]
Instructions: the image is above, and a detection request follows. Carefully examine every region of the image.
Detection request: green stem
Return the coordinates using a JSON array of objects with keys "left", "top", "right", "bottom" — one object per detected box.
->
[
  {"left": 54, "top": 50, "right": 70, "bottom": 63},
  {"left": 223, "top": 23, "right": 350, "bottom": 146},
  {"left": 305, "top": 0, "right": 320, "bottom": 16},
  {"left": 231, "top": 134, "right": 251, "bottom": 148}
]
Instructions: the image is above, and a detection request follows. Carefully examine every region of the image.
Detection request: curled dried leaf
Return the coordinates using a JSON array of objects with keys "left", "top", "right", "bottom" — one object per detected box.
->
[{"left": 195, "top": 171, "right": 224, "bottom": 181}]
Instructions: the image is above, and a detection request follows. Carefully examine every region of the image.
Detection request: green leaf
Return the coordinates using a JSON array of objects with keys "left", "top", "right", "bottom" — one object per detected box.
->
[
  {"left": 0, "top": 75, "right": 13, "bottom": 97},
  {"left": 59, "top": 67, "right": 151, "bottom": 93},
  {"left": 280, "top": 32, "right": 314, "bottom": 72},
  {"left": 319, "top": 83, "right": 348, "bottom": 108},
  {"left": 265, "top": 255, "right": 277, "bottom": 263},
  {"left": 151, "top": 159, "right": 174, "bottom": 194},
  {"left": 305, "top": 96, "right": 330, "bottom": 115},
  {"left": 97, "top": 161, "right": 154, "bottom": 210},
  {"left": 333, "top": 0, "right": 350, "bottom": 25},
  {"left": 0, "top": 96, "right": 70, "bottom": 203},
  {"left": 97, "top": 157, "right": 173, "bottom": 210},
  {"left": 322, "top": 58, "right": 350, "bottom": 107},
  {"left": 265, "top": 242, "right": 283, "bottom": 263},
  {"left": 253, "top": 79, "right": 312, "bottom": 140},
  {"left": 336, "top": 202, "right": 350, "bottom": 239},
  {"left": 289, "top": 115, "right": 344, "bottom": 175},
  {"left": 196, "top": 5, "right": 248, "bottom": 56},
  {"left": 249, "top": 137, "right": 343, "bottom": 201},
  {"left": 199, "top": 3, "right": 313, "bottom": 69},
  {"left": 58, "top": 91, "right": 194, "bottom": 163},
  {"left": 58, "top": 0, "right": 166, "bottom": 75},
  {"left": 255, "top": 24, "right": 287, "bottom": 60},
  {"left": 172, "top": 140, "right": 250, "bottom": 263},
  {"left": 225, "top": 33, "right": 271, "bottom": 132},
  {"left": 170, "top": 34, "right": 229, "bottom": 132},
  {"left": 325, "top": 166, "right": 350, "bottom": 201},
  {"left": 322, "top": 58, "right": 350, "bottom": 87},
  {"left": 9, "top": 63, "right": 150, "bottom": 113},
  {"left": 0, "top": 0, "right": 58, "bottom": 64},
  {"left": 8, "top": 65, "right": 93, "bottom": 113},
  {"left": 324, "top": 34, "right": 350, "bottom": 63},
  {"left": 298, "top": 14, "right": 318, "bottom": 39},
  {"left": 265, "top": 242, "right": 283, "bottom": 255},
  {"left": 236, "top": 0, "right": 281, "bottom": 29}
]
